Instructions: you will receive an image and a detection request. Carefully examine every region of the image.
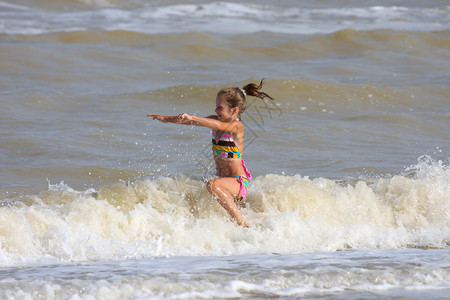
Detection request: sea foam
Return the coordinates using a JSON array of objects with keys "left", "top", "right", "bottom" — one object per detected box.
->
[{"left": 0, "top": 156, "right": 448, "bottom": 265}]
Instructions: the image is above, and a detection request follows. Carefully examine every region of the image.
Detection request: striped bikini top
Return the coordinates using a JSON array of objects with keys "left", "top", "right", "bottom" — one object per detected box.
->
[{"left": 211, "top": 130, "right": 242, "bottom": 159}]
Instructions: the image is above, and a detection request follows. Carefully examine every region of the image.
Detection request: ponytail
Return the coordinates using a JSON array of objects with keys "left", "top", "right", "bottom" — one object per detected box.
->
[
  {"left": 242, "top": 78, "right": 274, "bottom": 100},
  {"left": 217, "top": 78, "right": 274, "bottom": 116}
]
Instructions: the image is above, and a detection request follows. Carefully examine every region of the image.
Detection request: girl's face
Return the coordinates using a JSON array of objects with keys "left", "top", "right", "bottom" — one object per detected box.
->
[{"left": 215, "top": 95, "right": 238, "bottom": 122}]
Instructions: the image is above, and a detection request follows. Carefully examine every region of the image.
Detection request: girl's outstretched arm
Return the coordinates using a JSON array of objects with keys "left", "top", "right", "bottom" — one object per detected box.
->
[
  {"left": 147, "top": 113, "right": 240, "bottom": 133},
  {"left": 177, "top": 113, "right": 240, "bottom": 133},
  {"left": 147, "top": 114, "right": 181, "bottom": 123},
  {"left": 147, "top": 113, "right": 200, "bottom": 125}
]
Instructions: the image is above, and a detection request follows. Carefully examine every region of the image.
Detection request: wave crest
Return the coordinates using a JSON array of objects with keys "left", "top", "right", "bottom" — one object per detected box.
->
[{"left": 0, "top": 156, "right": 448, "bottom": 265}]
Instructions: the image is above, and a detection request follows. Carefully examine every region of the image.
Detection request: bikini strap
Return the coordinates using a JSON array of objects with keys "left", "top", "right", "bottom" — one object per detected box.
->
[{"left": 241, "top": 159, "right": 252, "bottom": 180}]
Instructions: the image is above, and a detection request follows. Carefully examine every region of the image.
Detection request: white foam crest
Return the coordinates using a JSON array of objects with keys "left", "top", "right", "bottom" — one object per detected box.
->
[
  {"left": 0, "top": 157, "right": 448, "bottom": 265},
  {"left": 0, "top": 3, "right": 448, "bottom": 35},
  {"left": 405, "top": 154, "right": 450, "bottom": 180},
  {"left": 148, "top": 2, "right": 268, "bottom": 19}
]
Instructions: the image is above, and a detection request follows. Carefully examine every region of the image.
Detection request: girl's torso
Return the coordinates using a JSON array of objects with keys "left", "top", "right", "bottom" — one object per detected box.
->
[
  {"left": 212, "top": 129, "right": 246, "bottom": 177},
  {"left": 214, "top": 157, "right": 245, "bottom": 177}
]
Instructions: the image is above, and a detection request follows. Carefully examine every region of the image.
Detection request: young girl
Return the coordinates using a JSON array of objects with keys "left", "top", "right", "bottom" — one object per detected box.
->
[{"left": 147, "top": 79, "right": 274, "bottom": 227}]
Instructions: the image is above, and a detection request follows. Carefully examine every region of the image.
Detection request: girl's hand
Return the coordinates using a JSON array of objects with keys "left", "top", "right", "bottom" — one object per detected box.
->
[
  {"left": 176, "top": 113, "right": 193, "bottom": 124},
  {"left": 147, "top": 114, "right": 166, "bottom": 123}
]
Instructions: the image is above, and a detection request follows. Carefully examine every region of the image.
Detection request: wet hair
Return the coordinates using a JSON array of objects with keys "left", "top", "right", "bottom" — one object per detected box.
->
[{"left": 217, "top": 78, "right": 274, "bottom": 116}]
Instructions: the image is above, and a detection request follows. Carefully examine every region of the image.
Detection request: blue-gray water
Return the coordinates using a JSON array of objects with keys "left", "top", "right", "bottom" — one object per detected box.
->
[{"left": 0, "top": 0, "right": 449, "bottom": 298}]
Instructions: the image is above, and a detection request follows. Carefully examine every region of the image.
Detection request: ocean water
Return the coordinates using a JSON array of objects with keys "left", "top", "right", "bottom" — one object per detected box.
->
[{"left": 0, "top": 0, "right": 449, "bottom": 299}]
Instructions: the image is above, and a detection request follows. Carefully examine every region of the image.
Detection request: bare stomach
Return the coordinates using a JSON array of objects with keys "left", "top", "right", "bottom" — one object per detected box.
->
[{"left": 214, "top": 158, "right": 245, "bottom": 178}]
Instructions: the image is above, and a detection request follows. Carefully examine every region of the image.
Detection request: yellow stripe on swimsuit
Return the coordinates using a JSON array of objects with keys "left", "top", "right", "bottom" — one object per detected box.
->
[
  {"left": 211, "top": 130, "right": 243, "bottom": 159},
  {"left": 211, "top": 129, "right": 252, "bottom": 199}
]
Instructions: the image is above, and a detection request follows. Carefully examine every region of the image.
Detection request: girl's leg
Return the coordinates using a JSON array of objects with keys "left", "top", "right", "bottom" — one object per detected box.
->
[{"left": 207, "top": 178, "right": 249, "bottom": 227}]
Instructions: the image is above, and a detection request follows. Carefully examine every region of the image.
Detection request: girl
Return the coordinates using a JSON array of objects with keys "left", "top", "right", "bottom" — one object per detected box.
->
[{"left": 147, "top": 79, "right": 274, "bottom": 227}]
